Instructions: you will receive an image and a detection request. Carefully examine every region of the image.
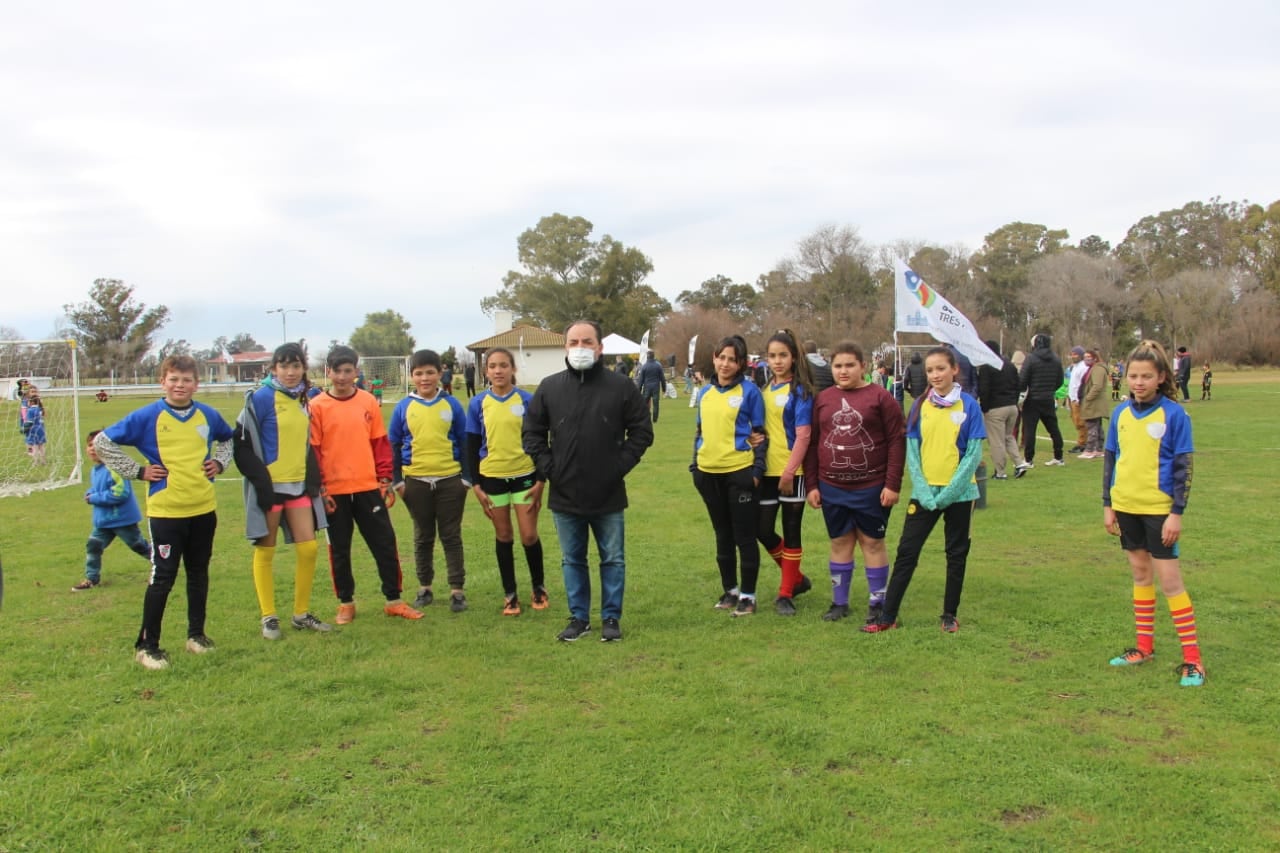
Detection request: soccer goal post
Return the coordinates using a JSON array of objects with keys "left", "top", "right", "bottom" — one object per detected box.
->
[
  {"left": 357, "top": 355, "right": 410, "bottom": 405},
  {"left": 0, "top": 340, "right": 83, "bottom": 497}
]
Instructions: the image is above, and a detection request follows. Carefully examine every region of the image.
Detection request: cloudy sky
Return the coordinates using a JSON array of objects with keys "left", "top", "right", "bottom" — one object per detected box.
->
[{"left": 3, "top": 1, "right": 1276, "bottom": 355}]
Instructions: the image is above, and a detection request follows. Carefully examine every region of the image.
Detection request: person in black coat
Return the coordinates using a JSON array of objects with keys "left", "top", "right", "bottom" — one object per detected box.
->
[
  {"left": 1018, "top": 334, "right": 1066, "bottom": 466},
  {"left": 977, "top": 340, "right": 1029, "bottom": 479},
  {"left": 903, "top": 352, "right": 927, "bottom": 399}
]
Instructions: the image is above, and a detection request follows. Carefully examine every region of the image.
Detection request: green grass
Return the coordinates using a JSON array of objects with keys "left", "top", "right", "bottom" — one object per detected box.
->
[{"left": 1, "top": 378, "right": 1279, "bottom": 851}]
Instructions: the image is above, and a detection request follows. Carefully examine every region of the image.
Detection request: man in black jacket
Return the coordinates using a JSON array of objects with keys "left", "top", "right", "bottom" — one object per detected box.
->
[
  {"left": 1018, "top": 333, "right": 1066, "bottom": 467},
  {"left": 977, "top": 340, "right": 1029, "bottom": 479},
  {"left": 636, "top": 351, "right": 667, "bottom": 423},
  {"left": 523, "top": 320, "right": 654, "bottom": 643}
]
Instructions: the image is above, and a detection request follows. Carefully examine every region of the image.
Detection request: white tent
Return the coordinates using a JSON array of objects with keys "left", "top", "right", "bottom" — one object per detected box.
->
[{"left": 600, "top": 333, "right": 643, "bottom": 355}]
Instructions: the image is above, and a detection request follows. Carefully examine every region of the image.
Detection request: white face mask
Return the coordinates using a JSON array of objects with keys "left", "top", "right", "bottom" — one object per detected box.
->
[{"left": 567, "top": 347, "right": 597, "bottom": 371}]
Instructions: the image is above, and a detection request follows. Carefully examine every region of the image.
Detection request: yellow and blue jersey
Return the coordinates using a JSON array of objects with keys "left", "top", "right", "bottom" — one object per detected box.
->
[
  {"left": 388, "top": 393, "right": 468, "bottom": 480},
  {"left": 103, "top": 400, "right": 234, "bottom": 518},
  {"left": 1106, "top": 397, "right": 1194, "bottom": 515},
  {"left": 245, "top": 385, "right": 310, "bottom": 485},
  {"left": 695, "top": 378, "right": 765, "bottom": 474},
  {"left": 466, "top": 388, "right": 535, "bottom": 478},
  {"left": 907, "top": 393, "right": 985, "bottom": 487},
  {"left": 763, "top": 380, "right": 812, "bottom": 477}
]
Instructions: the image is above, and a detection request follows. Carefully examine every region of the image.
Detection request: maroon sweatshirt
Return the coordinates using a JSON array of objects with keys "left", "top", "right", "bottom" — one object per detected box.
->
[{"left": 804, "top": 384, "right": 906, "bottom": 492}]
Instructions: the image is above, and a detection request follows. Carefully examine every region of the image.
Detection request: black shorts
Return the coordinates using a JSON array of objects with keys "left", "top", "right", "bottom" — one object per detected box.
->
[
  {"left": 1115, "top": 510, "right": 1179, "bottom": 560},
  {"left": 478, "top": 472, "right": 537, "bottom": 496},
  {"left": 758, "top": 474, "right": 805, "bottom": 505}
]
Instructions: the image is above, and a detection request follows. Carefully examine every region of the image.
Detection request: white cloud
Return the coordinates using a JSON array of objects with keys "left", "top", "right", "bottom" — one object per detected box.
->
[{"left": 2, "top": 1, "right": 1277, "bottom": 349}]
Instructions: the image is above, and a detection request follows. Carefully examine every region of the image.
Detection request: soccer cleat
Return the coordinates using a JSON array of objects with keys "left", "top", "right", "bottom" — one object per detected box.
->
[
  {"left": 292, "top": 613, "right": 332, "bottom": 632},
  {"left": 450, "top": 593, "right": 468, "bottom": 613},
  {"left": 557, "top": 619, "right": 591, "bottom": 642},
  {"left": 860, "top": 620, "right": 899, "bottom": 634},
  {"left": 384, "top": 601, "right": 424, "bottom": 620},
  {"left": 1045, "top": 458, "right": 1066, "bottom": 466},
  {"left": 134, "top": 648, "right": 171, "bottom": 670},
  {"left": 940, "top": 613, "right": 960, "bottom": 633},
  {"left": 1177, "top": 662, "right": 1206, "bottom": 687},
  {"left": 412, "top": 588, "right": 434, "bottom": 609},
  {"left": 774, "top": 596, "right": 797, "bottom": 616},
  {"left": 600, "top": 617, "right": 622, "bottom": 642},
  {"left": 530, "top": 586, "right": 550, "bottom": 610},
  {"left": 72, "top": 579, "right": 100, "bottom": 591},
  {"left": 502, "top": 595, "right": 522, "bottom": 616},
  {"left": 185, "top": 634, "right": 216, "bottom": 654},
  {"left": 822, "top": 603, "right": 850, "bottom": 622},
  {"left": 1109, "top": 648, "right": 1154, "bottom": 666},
  {"left": 865, "top": 603, "right": 883, "bottom": 626},
  {"left": 714, "top": 592, "right": 739, "bottom": 610},
  {"left": 732, "top": 597, "right": 757, "bottom": 617},
  {"left": 262, "top": 616, "right": 282, "bottom": 640},
  {"left": 792, "top": 575, "right": 813, "bottom": 597},
  {"left": 336, "top": 602, "right": 356, "bottom": 625}
]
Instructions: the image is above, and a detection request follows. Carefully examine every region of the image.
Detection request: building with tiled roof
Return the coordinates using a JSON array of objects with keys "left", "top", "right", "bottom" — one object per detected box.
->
[{"left": 466, "top": 318, "right": 566, "bottom": 388}]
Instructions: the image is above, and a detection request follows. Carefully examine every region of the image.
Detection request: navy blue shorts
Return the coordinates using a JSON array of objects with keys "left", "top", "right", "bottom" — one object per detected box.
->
[
  {"left": 818, "top": 481, "right": 891, "bottom": 540},
  {"left": 1115, "top": 510, "right": 1180, "bottom": 560}
]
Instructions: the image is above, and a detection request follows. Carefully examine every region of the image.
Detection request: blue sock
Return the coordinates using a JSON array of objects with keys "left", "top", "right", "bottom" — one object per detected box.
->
[
  {"left": 830, "top": 560, "right": 855, "bottom": 607},
  {"left": 866, "top": 565, "right": 889, "bottom": 606}
]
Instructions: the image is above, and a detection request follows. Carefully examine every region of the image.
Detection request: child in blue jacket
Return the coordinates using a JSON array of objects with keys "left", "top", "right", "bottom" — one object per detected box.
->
[{"left": 73, "top": 429, "right": 152, "bottom": 590}]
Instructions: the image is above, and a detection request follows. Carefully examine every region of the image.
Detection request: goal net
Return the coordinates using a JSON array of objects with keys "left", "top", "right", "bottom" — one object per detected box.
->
[
  {"left": 0, "top": 340, "right": 82, "bottom": 497},
  {"left": 357, "top": 355, "right": 410, "bottom": 405}
]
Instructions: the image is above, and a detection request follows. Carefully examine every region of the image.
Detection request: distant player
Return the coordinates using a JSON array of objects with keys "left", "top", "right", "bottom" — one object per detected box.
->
[
  {"left": 74, "top": 430, "right": 152, "bottom": 591},
  {"left": 1200, "top": 363, "right": 1212, "bottom": 401}
]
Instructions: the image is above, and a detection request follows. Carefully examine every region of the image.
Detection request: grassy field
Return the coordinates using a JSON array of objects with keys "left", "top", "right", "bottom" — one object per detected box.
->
[{"left": 1, "top": 375, "right": 1278, "bottom": 851}]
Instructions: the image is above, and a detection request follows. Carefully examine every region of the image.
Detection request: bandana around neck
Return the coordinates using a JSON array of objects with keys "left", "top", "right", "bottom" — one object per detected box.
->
[
  {"left": 265, "top": 376, "right": 306, "bottom": 396},
  {"left": 929, "top": 385, "right": 962, "bottom": 408}
]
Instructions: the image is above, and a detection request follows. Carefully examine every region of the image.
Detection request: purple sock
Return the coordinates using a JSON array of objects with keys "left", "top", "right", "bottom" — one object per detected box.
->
[
  {"left": 830, "top": 560, "right": 855, "bottom": 607},
  {"left": 866, "top": 565, "right": 889, "bottom": 606}
]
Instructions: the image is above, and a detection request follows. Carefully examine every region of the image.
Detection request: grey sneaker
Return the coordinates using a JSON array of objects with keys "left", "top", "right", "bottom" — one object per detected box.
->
[
  {"left": 262, "top": 616, "right": 282, "bottom": 640},
  {"left": 412, "top": 588, "right": 434, "bottom": 608},
  {"left": 292, "top": 613, "right": 332, "bottom": 632},
  {"left": 822, "top": 603, "right": 850, "bottom": 622},
  {"left": 600, "top": 618, "right": 622, "bottom": 642},
  {"left": 450, "top": 592, "right": 468, "bottom": 613},
  {"left": 1045, "top": 458, "right": 1066, "bottom": 467},
  {"left": 774, "top": 596, "right": 797, "bottom": 616},
  {"left": 185, "top": 634, "right": 216, "bottom": 654},
  {"left": 557, "top": 619, "right": 591, "bottom": 642},
  {"left": 134, "top": 647, "right": 170, "bottom": 670}
]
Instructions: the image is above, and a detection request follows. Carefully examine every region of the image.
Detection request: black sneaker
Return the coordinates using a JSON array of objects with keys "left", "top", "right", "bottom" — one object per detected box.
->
[
  {"left": 600, "top": 618, "right": 622, "bottom": 642},
  {"left": 731, "top": 597, "right": 757, "bottom": 617},
  {"left": 450, "top": 592, "right": 467, "bottom": 613},
  {"left": 1013, "top": 463, "right": 1030, "bottom": 479},
  {"left": 413, "top": 588, "right": 434, "bottom": 608},
  {"left": 185, "top": 634, "right": 215, "bottom": 654},
  {"left": 557, "top": 619, "right": 591, "bottom": 642},
  {"left": 714, "top": 591, "right": 739, "bottom": 610},
  {"left": 774, "top": 596, "right": 797, "bottom": 616},
  {"left": 1069, "top": 445, "right": 1084, "bottom": 454},
  {"left": 792, "top": 575, "right": 813, "bottom": 597},
  {"left": 865, "top": 603, "right": 883, "bottom": 625},
  {"left": 822, "top": 603, "right": 850, "bottom": 622}
]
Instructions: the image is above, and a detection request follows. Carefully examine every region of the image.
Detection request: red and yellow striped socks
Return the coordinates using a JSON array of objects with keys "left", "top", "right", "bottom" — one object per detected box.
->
[
  {"left": 1133, "top": 584, "right": 1156, "bottom": 655},
  {"left": 1167, "top": 590, "right": 1201, "bottom": 666}
]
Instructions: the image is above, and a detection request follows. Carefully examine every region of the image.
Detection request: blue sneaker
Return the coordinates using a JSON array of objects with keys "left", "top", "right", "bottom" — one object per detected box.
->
[
  {"left": 1109, "top": 648, "right": 1153, "bottom": 667},
  {"left": 1177, "top": 662, "right": 1205, "bottom": 687}
]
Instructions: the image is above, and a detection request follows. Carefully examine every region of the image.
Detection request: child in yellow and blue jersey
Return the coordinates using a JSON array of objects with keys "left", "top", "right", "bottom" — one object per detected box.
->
[
  {"left": 1102, "top": 340, "right": 1203, "bottom": 687},
  {"left": 233, "top": 343, "right": 331, "bottom": 641},
  {"left": 756, "top": 329, "right": 816, "bottom": 616},
  {"left": 94, "top": 355, "right": 234, "bottom": 669},
  {"left": 693, "top": 335, "right": 767, "bottom": 616},
  {"left": 73, "top": 430, "right": 152, "bottom": 591},
  {"left": 864, "top": 347, "right": 985, "bottom": 634},
  {"left": 467, "top": 347, "right": 547, "bottom": 616},
  {"left": 389, "top": 349, "right": 472, "bottom": 613}
]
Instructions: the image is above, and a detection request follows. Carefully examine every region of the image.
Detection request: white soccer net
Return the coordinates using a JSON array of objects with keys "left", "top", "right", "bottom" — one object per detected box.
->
[
  {"left": 358, "top": 355, "right": 409, "bottom": 405},
  {"left": 0, "top": 340, "right": 82, "bottom": 497}
]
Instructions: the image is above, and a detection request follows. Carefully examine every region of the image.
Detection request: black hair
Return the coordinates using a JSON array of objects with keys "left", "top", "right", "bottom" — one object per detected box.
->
[
  {"left": 409, "top": 349, "right": 443, "bottom": 371},
  {"left": 564, "top": 319, "right": 603, "bottom": 341},
  {"left": 87, "top": 429, "right": 101, "bottom": 442},
  {"left": 271, "top": 342, "right": 307, "bottom": 369},
  {"left": 484, "top": 347, "right": 517, "bottom": 373},
  {"left": 830, "top": 340, "right": 866, "bottom": 363},
  {"left": 713, "top": 335, "right": 749, "bottom": 384},
  {"left": 766, "top": 328, "right": 814, "bottom": 400},
  {"left": 925, "top": 346, "right": 956, "bottom": 368},
  {"left": 327, "top": 345, "right": 359, "bottom": 370}
]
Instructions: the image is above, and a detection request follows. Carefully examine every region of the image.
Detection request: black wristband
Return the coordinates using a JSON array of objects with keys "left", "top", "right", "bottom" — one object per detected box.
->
[{"left": 136, "top": 467, "right": 146, "bottom": 480}]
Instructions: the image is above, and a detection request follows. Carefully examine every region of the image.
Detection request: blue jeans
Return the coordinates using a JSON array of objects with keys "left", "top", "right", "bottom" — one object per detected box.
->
[
  {"left": 552, "top": 510, "right": 626, "bottom": 622},
  {"left": 85, "top": 523, "right": 152, "bottom": 583}
]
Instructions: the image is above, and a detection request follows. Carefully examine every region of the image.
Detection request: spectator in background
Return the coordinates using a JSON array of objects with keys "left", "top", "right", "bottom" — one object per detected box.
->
[
  {"left": 903, "top": 352, "right": 927, "bottom": 400},
  {"left": 1175, "top": 346, "right": 1192, "bottom": 401},
  {"left": 1019, "top": 333, "right": 1066, "bottom": 468},
  {"left": 947, "top": 344, "right": 978, "bottom": 399},
  {"left": 463, "top": 360, "right": 477, "bottom": 397},
  {"left": 803, "top": 340, "right": 834, "bottom": 393},
  {"left": 1078, "top": 347, "right": 1110, "bottom": 459},
  {"left": 977, "top": 340, "right": 1029, "bottom": 480},
  {"left": 1066, "top": 346, "right": 1089, "bottom": 453},
  {"left": 637, "top": 351, "right": 667, "bottom": 424}
]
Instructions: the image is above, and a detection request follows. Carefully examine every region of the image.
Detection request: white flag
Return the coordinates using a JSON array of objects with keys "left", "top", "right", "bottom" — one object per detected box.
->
[
  {"left": 687, "top": 335, "right": 698, "bottom": 366},
  {"left": 894, "top": 260, "right": 1001, "bottom": 368},
  {"left": 639, "top": 330, "right": 650, "bottom": 356}
]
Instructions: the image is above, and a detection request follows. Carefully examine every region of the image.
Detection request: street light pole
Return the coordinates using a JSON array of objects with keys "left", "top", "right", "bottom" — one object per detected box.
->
[{"left": 266, "top": 308, "right": 307, "bottom": 343}]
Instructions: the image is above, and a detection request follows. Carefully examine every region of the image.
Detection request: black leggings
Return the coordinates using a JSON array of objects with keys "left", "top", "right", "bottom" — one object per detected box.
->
[
  {"left": 757, "top": 499, "right": 804, "bottom": 551},
  {"left": 693, "top": 467, "right": 760, "bottom": 595}
]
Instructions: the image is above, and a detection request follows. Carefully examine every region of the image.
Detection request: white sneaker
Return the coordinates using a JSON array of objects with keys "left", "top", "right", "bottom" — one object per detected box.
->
[
  {"left": 1045, "top": 458, "right": 1066, "bottom": 466},
  {"left": 134, "top": 648, "right": 171, "bottom": 670},
  {"left": 262, "top": 615, "right": 282, "bottom": 640}
]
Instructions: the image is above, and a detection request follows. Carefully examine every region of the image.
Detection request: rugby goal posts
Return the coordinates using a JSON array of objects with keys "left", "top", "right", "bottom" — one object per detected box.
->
[{"left": 0, "top": 340, "right": 83, "bottom": 497}]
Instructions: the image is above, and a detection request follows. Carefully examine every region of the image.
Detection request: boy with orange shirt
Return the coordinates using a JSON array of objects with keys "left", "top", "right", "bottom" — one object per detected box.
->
[{"left": 309, "top": 346, "right": 422, "bottom": 624}]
